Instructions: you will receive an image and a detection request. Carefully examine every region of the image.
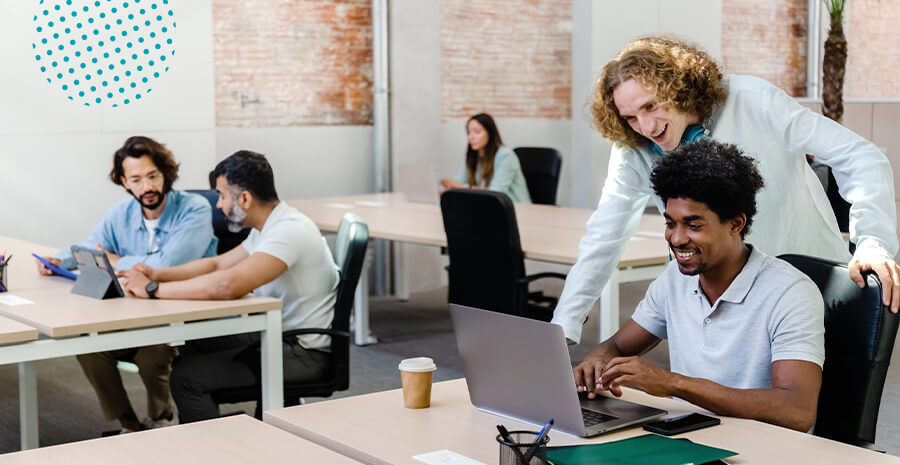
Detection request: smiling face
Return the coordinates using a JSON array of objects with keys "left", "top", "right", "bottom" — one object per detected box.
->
[
  {"left": 466, "top": 118, "right": 490, "bottom": 154},
  {"left": 612, "top": 79, "right": 700, "bottom": 152},
  {"left": 664, "top": 197, "right": 745, "bottom": 276},
  {"left": 121, "top": 155, "right": 166, "bottom": 210}
]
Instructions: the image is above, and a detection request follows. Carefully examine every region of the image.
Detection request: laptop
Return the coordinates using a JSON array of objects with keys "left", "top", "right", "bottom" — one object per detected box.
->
[
  {"left": 449, "top": 304, "right": 667, "bottom": 437},
  {"left": 397, "top": 163, "right": 442, "bottom": 204}
]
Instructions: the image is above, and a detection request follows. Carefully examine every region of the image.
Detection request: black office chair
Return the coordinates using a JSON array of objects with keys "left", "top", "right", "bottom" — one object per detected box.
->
[
  {"left": 440, "top": 189, "right": 565, "bottom": 321},
  {"left": 513, "top": 147, "right": 562, "bottom": 205},
  {"left": 186, "top": 189, "right": 250, "bottom": 254},
  {"left": 211, "top": 213, "right": 369, "bottom": 417},
  {"left": 779, "top": 254, "right": 899, "bottom": 450}
]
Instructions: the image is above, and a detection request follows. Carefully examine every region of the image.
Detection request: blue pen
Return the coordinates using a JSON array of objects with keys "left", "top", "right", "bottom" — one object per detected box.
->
[{"left": 534, "top": 418, "right": 554, "bottom": 444}]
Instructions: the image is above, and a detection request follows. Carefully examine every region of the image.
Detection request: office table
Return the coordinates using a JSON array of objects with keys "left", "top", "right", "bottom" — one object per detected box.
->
[
  {"left": 287, "top": 193, "right": 670, "bottom": 345},
  {"left": 264, "top": 378, "right": 900, "bottom": 465},
  {"left": 0, "top": 414, "right": 362, "bottom": 464},
  {"left": 0, "top": 316, "right": 38, "bottom": 346},
  {"left": 0, "top": 236, "right": 285, "bottom": 450}
]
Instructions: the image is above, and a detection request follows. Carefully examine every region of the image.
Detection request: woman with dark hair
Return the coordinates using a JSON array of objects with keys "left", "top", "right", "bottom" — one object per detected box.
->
[{"left": 440, "top": 113, "right": 531, "bottom": 203}]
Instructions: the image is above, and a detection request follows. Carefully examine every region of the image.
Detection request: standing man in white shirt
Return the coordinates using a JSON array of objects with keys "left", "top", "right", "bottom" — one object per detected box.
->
[
  {"left": 552, "top": 36, "right": 899, "bottom": 343},
  {"left": 118, "top": 150, "right": 340, "bottom": 422}
]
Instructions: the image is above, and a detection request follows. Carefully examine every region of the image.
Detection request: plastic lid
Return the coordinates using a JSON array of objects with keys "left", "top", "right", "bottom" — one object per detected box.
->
[{"left": 398, "top": 357, "right": 437, "bottom": 372}]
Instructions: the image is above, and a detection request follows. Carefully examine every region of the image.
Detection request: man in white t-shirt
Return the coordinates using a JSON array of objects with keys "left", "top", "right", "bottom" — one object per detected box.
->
[{"left": 119, "top": 150, "right": 339, "bottom": 423}]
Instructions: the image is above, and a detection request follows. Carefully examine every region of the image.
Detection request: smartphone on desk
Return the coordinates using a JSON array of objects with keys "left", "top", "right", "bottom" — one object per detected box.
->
[{"left": 643, "top": 412, "right": 720, "bottom": 435}]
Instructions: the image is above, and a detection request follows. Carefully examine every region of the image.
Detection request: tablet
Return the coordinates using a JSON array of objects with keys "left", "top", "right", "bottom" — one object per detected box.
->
[
  {"left": 32, "top": 253, "right": 78, "bottom": 280},
  {"left": 70, "top": 246, "right": 125, "bottom": 299}
]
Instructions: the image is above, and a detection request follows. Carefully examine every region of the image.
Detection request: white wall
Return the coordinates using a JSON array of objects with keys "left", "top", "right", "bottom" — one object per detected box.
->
[
  {"left": 0, "top": 0, "right": 216, "bottom": 249},
  {"left": 215, "top": 126, "right": 374, "bottom": 200}
]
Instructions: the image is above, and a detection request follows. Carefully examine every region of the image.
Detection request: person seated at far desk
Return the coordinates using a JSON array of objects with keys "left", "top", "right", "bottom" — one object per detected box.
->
[
  {"left": 118, "top": 150, "right": 340, "bottom": 423},
  {"left": 440, "top": 112, "right": 531, "bottom": 203},
  {"left": 34, "top": 136, "right": 218, "bottom": 434},
  {"left": 574, "top": 139, "right": 824, "bottom": 432}
]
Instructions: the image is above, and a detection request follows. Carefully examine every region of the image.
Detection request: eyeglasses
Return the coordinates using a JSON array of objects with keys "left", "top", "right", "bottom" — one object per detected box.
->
[{"left": 125, "top": 171, "right": 163, "bottom": 189}]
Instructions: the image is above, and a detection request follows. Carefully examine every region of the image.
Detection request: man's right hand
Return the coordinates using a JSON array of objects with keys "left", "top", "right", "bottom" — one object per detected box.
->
[
  {"left": 118, "top": 262, "right": 157, "bottom": 282},
  {"left": 573, "top": 356, "right": 614, "bottom": 399},
  {"left": 35, "top": 256, "right": 62, "bottom": 276}
]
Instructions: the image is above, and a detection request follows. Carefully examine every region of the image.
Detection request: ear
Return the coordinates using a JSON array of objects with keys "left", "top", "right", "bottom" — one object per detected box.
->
[
  {"left": 729, "top": 213, "right": 748, "bottom": 237},
  {"left": 237, "top": 190, "right": 252, "bottom": 209}
]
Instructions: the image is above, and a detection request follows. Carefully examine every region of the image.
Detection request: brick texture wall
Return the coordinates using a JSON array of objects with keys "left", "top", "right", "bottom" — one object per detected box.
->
[
  {"left": 845, "top": 0, "right": 900, "bottom": 98},
  {"left": 213, "top": 0, "right": 373, "bottom": 127},
  {"left": 439, "top": 0, "right": 571, "bottom": 121},
  {"left": 722, "top": 0, "right": 808, "bottom": 97}
]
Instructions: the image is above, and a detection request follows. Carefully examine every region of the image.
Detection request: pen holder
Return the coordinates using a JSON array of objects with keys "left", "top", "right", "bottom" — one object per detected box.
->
[
  {"left": 0, "top": 261, "right": 7, "bottom": 293},
  {"left": 496, "top": 430, "right": 550, "bottom": 465}
]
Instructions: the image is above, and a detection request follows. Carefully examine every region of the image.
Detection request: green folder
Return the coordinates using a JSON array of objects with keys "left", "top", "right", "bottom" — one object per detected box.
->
[{"left": 545, "top": 433, "right": 737, "bottom": 465}]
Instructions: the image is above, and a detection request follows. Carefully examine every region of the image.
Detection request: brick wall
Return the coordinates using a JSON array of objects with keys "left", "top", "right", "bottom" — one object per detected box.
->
[
  {"left": 213, "top": 0, "right": 373, "bottom": 127},
  {"left": 439, "top": 0, "right": 571, "bottom": 121},
  {"left": 722, "top": 0, "right": 808, "bottom": 97},
  {"left": 845, "top": 0, "right": 900, "bottom": 98}
]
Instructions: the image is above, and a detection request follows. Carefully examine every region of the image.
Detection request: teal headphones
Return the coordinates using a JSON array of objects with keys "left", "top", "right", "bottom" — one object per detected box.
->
[{"left": 650, "top": 124, "right": 708, "bottom": 156}]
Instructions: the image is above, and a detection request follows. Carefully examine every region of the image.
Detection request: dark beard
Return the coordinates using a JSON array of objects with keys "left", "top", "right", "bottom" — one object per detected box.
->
[{"left": 132, "top": 190, "right": 165, "bottom": 210}]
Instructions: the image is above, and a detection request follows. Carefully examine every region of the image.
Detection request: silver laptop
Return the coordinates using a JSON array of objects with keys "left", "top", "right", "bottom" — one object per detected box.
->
[
  {"left": 449, "top": 304, "right": 667, "bottom": 437},
  {"left": 397, "top": 163, "right": 441, "bottom": 204}
]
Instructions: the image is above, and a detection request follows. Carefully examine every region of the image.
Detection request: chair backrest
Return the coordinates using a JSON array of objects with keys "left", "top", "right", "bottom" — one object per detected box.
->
[
  {"left": 440, "top": 189, "right": 526, "bottom": 316},
  {"left": 324, "top": 213, "right": 369, "bottom": 391},
  {"left": 513, "top": 147, "right": 562, "bottom": 205},
  {"left": 779, "top": 254, "right": 899, "bottom": 446},
  {"left": 185, "top": 189, "right": 250, "bottom": 255}
]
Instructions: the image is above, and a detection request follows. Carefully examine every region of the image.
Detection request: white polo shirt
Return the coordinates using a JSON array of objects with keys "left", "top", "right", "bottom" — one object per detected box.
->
[
  {"left": 242, "top": 202, "right": 339, "bottom": 350},
  {"left": 631, "top": 246, "right": 825, "bottom": 389}
]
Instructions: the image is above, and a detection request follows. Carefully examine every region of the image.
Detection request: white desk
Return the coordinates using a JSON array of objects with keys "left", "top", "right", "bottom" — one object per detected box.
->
[
  {"left": 288, "top": 193, "right": 669, "bottom": 345},
  {"left": 265, "top": 378, "right": 900, "bottom": 465},
  {"left": 0, "top": 236, "right": 285, "bottom": 450},
  {"left": 0, "top": 414, "right": 362, "bottom": 464}
]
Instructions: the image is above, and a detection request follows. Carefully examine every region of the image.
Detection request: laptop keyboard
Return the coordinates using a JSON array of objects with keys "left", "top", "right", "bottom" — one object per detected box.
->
[{"left": 582, "top": 408, "right": 617, "bottom": 427}]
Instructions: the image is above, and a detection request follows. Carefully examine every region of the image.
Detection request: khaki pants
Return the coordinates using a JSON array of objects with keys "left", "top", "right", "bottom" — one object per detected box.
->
[{"left": 76, "top": 344, "right": 177, "bottom": 421}]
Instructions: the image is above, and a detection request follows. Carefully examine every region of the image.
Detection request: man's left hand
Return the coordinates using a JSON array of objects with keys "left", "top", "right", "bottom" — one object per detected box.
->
[
  {"left": 599, "top": 356, "right": 674, "bottom": 398},
  {"left": 849, "top": 254, "right": 900, "bottom": 313},
  {"left": 96, "top": 244, "right": 121, "bottom": 269},
  {"left": 119, "top": 269, "right": 151, "bottom": 298}
]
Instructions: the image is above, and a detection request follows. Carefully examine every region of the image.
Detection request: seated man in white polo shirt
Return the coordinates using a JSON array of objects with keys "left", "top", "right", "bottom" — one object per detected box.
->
[
  {"left": 573, "top": 139, "right": 825, "bottom": 432},
  {"left": 118, "top": 150, "right": 339, "bottom": 423}
]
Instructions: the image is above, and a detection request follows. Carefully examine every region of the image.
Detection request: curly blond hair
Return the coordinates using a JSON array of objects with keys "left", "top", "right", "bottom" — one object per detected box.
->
[{"left": 592, "top": 36, "right": 727, "bottom": 149}]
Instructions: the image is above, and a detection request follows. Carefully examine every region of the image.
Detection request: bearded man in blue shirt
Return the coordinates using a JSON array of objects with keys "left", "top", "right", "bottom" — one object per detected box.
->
[{"left": 35, "top": 136, "right": 217, "bottom": 433}]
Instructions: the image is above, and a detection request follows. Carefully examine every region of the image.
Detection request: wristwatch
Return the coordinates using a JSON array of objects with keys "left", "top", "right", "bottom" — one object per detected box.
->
[{"left": 145, "top": 281, "right": 159, "bottom": 299}]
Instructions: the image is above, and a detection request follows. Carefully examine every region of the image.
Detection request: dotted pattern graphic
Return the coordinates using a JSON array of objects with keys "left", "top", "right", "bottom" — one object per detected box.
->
[{"left": 31, "top": 0, "right": 176, "bottom": 107}]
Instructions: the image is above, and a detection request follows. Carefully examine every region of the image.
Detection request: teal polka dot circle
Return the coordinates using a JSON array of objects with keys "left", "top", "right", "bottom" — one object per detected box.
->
[{"left": 32, "top": 0, "right": 175, "bottom": 107}]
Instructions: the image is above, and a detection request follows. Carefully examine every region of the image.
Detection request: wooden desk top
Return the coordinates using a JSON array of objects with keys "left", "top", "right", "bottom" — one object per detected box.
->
[
  {"left": 0, "top": 415, "right": 362, "bottom": 464},
  {"left": 0, "top": 235, "right": 282, "bottom": 338},
  {"left": 264, "top": 378, "right": 900, "bottom": 465},
  {"left": 288, "top": 193, "right": 670, "bottom": 268},
  {"left": 0, "top": 287, "right": 281, "bottom": 338},
  {"left": 0, "top": 316, "right": 38, "bottom": 346}
]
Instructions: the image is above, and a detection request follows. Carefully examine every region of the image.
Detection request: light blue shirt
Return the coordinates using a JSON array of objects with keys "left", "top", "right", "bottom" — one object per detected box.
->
[
  {"left": 631, "top": 246, "right": 825, "bottom": 390},
  {"left": 454, "top": 146, "right": 532, "bottom": 203},
  {"left": 55, "top": 189, "right": 218, "bottom": 271}
]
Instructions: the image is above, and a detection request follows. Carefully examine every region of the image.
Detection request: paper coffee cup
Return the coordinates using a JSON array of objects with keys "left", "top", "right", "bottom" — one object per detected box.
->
[{"left": 399, "top": 357, "right": 437, "bottom": 409}]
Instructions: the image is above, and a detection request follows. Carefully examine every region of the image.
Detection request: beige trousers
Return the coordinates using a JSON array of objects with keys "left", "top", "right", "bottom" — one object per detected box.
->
[{"left": 76, "top": 344, "right": 177, "bottom": 421}]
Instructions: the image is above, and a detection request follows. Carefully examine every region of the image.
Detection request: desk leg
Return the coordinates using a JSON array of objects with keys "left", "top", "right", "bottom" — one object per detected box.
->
[
  {"left": 353, "top": 247, "right": 378, "bottom": 346},
  {"left": 19, "top": 361, "right": 38, "bottom": 450},
  {"left": 260, "top": 310, "right": 284, "bottom": 411},
  {"left": 598, "top": 270, "right": 620, "bottom": 342}
]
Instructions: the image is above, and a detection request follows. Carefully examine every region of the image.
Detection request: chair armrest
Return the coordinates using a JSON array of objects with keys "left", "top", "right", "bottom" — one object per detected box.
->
[
  {"left": 517, "top": 272, "right": 567, "bottom": 285},
  {"left": 283, "top": 328, "right": 350, "bottom": 339}
]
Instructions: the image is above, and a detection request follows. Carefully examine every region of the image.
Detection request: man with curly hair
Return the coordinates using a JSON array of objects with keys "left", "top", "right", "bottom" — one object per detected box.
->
[
  {"left": 34, "top": 136, "right": 218, "bottom": 434},
  {"left": 574, "top": 139, "right": 824, "bottom": 432},
  {"left": 553, "top": 36, "right": 898, "bottom": 343}
]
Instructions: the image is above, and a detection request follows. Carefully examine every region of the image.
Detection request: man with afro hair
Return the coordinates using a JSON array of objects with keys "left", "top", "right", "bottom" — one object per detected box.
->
[{"left": 573, "top": 139, "right": 825, "bottom": 432}]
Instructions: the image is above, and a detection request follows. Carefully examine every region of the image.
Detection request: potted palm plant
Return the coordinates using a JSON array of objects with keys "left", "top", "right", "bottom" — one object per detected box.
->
[{"left": 822, "top": 0, "right": 847, "bottom": 123}]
